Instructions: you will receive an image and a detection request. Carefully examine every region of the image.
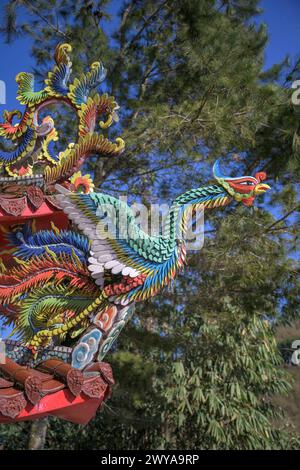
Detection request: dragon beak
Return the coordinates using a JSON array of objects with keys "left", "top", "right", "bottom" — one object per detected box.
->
[{"left": 254, "top": 183, "right": 271, "bottom": 195}]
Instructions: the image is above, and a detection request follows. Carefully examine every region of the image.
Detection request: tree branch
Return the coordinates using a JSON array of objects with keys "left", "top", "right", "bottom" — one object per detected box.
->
[
  {"left": 123, "top": 0, "right": 169, "bottom": 54},
  {"left": 266, "top": 206, "right": 300, "bottom": 231},
  {"left": 22, "top": 0, "right": 68, "bottom": 38}
]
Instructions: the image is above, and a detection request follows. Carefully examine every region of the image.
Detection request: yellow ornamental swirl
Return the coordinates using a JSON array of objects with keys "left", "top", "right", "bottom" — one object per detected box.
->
[
  {"left": 0, "top": 43, "right": 125, "bottom": 183},
  {"left": 44, "top": 133, "right": 125, "bottom": 184}
]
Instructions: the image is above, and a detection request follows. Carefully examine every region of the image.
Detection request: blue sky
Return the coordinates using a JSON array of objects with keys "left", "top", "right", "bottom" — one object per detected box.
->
[
  {"left": 0, "top": 0, "right": 299, "bottom": 112},
  {"left": 259, "top": 0, "right": 300, "bottom": 69}
]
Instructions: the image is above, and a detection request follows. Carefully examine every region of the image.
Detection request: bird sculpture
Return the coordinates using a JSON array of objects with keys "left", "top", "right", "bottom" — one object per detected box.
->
[
  {"left": 0, "top": 161, "right": 270, "bottom": 364},
  {"left": 0, "top": 43, "right": 270, "bottom": 369}
]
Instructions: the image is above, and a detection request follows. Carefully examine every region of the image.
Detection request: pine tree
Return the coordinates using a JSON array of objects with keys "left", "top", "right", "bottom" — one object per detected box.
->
[{"left": 0, "top": 0, "right": 299, "bottom": 450}]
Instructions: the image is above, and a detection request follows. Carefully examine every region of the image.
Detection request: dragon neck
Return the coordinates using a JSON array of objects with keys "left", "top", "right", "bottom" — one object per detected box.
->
[{"left": 163, "top": 184, "right": 232, "bottom": 241}]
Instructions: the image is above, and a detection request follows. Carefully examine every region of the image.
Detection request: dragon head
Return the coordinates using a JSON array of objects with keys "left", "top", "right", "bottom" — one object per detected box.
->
[{"left": 213, "top": 159, "right": 270, "bottom": 206}]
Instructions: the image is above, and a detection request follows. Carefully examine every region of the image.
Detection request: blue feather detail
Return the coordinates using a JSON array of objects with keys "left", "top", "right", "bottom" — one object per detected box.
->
[
  {"left": 0, "top": 128, "right": 35, "bottom": 163},
  {"left": 71, "top": 62, "right": 107, "bottom": 106},
  {"left": 7, "top": 225, "right": 90, "bottom": 262},
  {"left": 126, "top": 249, "right": 179, "bottom": 302},
  {"left": 50, "top": 63, "right": 71, "bottom": 95},
  {"left": 44, "top": 139, "right": 60, "bottom": 163}
]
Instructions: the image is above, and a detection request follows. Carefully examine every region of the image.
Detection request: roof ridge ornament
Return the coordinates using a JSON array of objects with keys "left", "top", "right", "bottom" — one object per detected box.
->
[{"left": 0, "top": 43, "right": 125, "bottom": 188}]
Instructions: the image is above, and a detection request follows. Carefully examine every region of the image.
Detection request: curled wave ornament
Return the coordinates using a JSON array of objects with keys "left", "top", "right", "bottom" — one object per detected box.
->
[
  {"left": 97, "top": 306, "right": 134, "bottom": 361},
  {"left": 71, "top": 329, "right": 102, "bottom": 369}
]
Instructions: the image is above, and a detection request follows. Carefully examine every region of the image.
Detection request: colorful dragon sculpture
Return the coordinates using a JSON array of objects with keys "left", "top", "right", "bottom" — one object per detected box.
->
[{"left": 0, "top": 44, "right": 270, "bottom": 371}]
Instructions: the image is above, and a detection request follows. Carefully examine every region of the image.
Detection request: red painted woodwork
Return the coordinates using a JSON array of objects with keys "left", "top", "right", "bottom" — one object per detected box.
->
[
  {"left": 0, "top": 358, "right": 113, "bottom": 424},
  {"left": 0, "top": 388, "right": 108, "bottom": 425}
]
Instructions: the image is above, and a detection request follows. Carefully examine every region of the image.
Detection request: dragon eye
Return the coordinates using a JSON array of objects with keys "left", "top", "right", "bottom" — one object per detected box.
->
[{"left": 240, "top": 181, "right": 254, "bottom": 186}]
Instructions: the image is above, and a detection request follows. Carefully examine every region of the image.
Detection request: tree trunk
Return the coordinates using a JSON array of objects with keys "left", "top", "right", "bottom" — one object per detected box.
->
[{"left": 27, "top": 418, "right": 49, "bottom": 450}]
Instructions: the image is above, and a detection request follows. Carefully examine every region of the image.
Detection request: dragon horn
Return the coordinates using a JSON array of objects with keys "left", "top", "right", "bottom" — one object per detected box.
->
[
  {"left": 212, "top": 159, "right": 226, "bottom": 181},
  {"left": 212, "top": 158, "right": 241, "bottom": 196},
  {"left": 213, "top": 158, "right": 254, "bottom": 182}
]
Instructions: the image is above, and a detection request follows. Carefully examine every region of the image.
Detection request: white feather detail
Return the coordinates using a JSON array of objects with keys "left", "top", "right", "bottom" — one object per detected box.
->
[
  {"left": 88, "top": 264, "right": 104, "bottom": 274},
  {"left": 104, "top": 259, "right": 120, "bottom": 269},
  {"left": 122, "top": 266, "right": 140, "bottom": 277},
  {"left": 97, "top": 254, "right": 115, "bottom": 263},
  {"left": 83, "top": 228, "right": 96, "bottom": 236},
  {"left": 129, "top": 269, "right": 141, "bottom": 278},
  {"left": 92, "top": 240, "right": 110, "bottom": 247},
  {"left": 112, "top": 264, "right": 126, "bottom": 275},
  {"left": 56, "top": 194, "right": 143, "bottom": 285},
  {"left": 62, "top": 207, "right": 75, "bottom": 216},
  {"left": 91, "top": 243, "right": 110, "bottom": 251},
  {"left": 91, "top": 272, "right": 104, "bottom": 280},
  {"left": 60, "top": 200, "right": 75, "bottom": 208},
  {"left": 93, "top": 247, "right": 115, "bottom": 256},
  {"left": 78, "top": 223, "right": 92, "bottom": 232},
  {"left": 55, "top": 196, "right": 64, "bottom": 205},
  {"left": 93, "top": 249, "right": 113, "bottom": 258},
  {"left": 73, "top": 216, "right": 86, "bottom": 225},
  {"left": 55, "top": 184, "right": 71, "bottom": 194},
  {"left": 68, "top": 211, "right": 84, "bottom": 219},
  {"left": 94, "top": 245, "right": 115, "bottom": 253}
]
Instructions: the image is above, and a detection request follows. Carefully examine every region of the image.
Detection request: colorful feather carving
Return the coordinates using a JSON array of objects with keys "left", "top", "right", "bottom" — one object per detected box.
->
[
  {"left": 0, "top": 43, "right": 271, "bottom": 365},
  {"left": 0, "top": 43, "right": 123, "bottom": 180},
  {"left": 15, "top": 285, "right": 97, "bottom": 342},
  {"left": 0, "top": 179, "right": 229, "bottom": 347},
  {"left": 7, "top": 224, "right": 90, "bottom": 262},
  {"left": 0, "top": 165, "right": 270, "bottom": 356}
]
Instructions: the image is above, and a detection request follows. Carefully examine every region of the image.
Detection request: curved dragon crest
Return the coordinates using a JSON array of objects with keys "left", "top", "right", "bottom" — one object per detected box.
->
[{"left": 0, "top": 43, "right": 125, "bottom": 188}]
